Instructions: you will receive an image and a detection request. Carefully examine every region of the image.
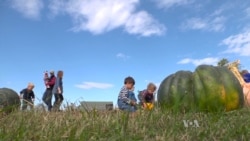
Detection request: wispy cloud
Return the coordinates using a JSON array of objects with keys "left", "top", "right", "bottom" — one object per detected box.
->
[
  {"left": 116, "top": 53, "right": 130, "bottom": 61},
  {"left": 177, "top": 57, "right": 219, "bottom": 66},
  {"left": 75, "top": 82, "right": 114, "bottom": 90},
  {"left": 49, "top": 0, "right": 166, "bottom": 36},
  {"left": 245, "top": 7, "right": 250, "bottom": 18},
  {"left": 10, "top": 0, "right": 44, "bottom": 20},
  {"left": 180, "top": 5, "right": 227, "bottom": 32},
  {"left": 220, "top": 29, "right": 250, "bottom": 56},
  {"left": 0, "top": 81, "right": 12, "bottom": 85},
  {"left": 181, "top": 15, "right": 226, "bottom": 32},
  {"left": 154, "top": 0, "right": 194, "bottom": 9}
]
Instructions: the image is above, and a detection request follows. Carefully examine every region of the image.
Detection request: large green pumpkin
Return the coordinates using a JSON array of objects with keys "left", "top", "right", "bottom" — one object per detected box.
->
[
  {"left": 157, "top": 65, "right": 244, "bottom": 112},
  {"left": 0, "top": 88, "right": 20, "bottom": 113}
]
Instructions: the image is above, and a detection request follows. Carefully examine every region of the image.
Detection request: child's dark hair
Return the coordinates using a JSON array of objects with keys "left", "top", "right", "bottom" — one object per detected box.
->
[{"left": 124, "top": 76, "right": 135, "bottom": 85}]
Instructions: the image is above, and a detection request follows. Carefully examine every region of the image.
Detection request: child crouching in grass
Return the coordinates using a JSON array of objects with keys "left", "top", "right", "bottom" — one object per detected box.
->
[
  {"left": 138, "top": 83, "right": 157, "bottom": 110},
  {"left": 117, "top": 76, "right": 137, "bottom": 113}
]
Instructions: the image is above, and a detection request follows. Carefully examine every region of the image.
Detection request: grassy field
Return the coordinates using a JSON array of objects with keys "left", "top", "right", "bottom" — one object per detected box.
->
[{"left": 0, "top": 106, "right": 250, "bottom": 141}]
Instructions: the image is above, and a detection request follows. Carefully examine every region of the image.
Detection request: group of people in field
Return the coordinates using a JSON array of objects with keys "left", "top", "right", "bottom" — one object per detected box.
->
[
  {"left": 19, "top": 73, "right": 156, "bottom": 113},
  {"left": 117, "top": 76, "right": 157, "bottom": 113},
  {"left": 19, "top": 70, "right": 64, "bottom": 111},
  {"left": 17, "top": 68, "right": 250, "bottom": 112}
]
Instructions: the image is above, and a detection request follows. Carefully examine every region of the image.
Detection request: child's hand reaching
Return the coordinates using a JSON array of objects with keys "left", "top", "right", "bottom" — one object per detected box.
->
[{"left": 130, "top": 100, "right": 137, "bottom": 106}]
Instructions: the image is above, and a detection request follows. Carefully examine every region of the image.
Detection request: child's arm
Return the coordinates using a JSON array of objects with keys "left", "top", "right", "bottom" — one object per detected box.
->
[
  {"left": 58, "top": 88, "right": 61, "bottom": 94},
  {"left": 151, "top": 93, "right": 156, "bottom": 103},
  {"left": 53, "top": 78, "right": 59, "bottom": 93},
  {"left": 141, "top": 90, "right": 147, "bottom": 103},
  {"left": 138, "top": 91, "right": 143, "bottom": 102},
  {"left": 19, "top": 89, "right": 24, "bottom": 99},
  {"left": 31, "top": 91, "right": 35, "bottom": 101},
  {"left": 140, "top": 90, "right": 148, "bottom": 108},
  {"left": 118, "top": 87, "right": 131, "bottom": 104}
]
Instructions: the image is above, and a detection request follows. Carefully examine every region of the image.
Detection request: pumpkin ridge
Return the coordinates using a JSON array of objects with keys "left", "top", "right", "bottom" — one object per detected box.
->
[{"left": 158, "top": 65, "right": 244, "bottom": 112}]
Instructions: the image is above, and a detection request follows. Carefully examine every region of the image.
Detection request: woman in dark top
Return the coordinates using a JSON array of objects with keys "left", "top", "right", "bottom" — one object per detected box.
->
[
  {"left": 52, "top": 70, "right": 64, "bottom": 111},
  {"left": 42, "top": 70, "right": 56, "bottom": 111}
]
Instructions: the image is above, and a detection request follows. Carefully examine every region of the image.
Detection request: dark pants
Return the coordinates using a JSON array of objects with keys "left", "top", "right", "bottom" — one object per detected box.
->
[
  {"left": 53, "top": 93, "right": 64, "bottom": 111},
  {"left": 22, "top": 99, "right": 34, "bottom": 110},
  {"left": 42, "top": 89, "right": 53, "bottom": 111}
]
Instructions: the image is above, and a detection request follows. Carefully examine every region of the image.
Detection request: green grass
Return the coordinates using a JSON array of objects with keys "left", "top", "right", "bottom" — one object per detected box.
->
[{"left": 0, "top": 107, "right": 250, "bottom": 141}]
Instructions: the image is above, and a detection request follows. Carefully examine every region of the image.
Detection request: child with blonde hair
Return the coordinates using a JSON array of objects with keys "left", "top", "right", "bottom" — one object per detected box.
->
[
  {"left": 20, "top": 83, "right": 35, "bottom": 110},
  {"left": 138, "top": 83, "right": 157, "bottom": 110}
]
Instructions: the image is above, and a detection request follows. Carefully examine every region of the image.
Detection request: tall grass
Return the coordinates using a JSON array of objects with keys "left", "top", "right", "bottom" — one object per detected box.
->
[{"left": 0, "top": 106, "right": 250, "bottom": 141}]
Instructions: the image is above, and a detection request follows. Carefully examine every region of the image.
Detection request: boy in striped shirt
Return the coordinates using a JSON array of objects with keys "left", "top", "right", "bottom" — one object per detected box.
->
[{"left": 117, "top": 76, "right": 137, "bottom": 112}]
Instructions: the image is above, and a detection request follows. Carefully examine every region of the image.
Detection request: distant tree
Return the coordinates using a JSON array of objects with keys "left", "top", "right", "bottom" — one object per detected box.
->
[
  {"left": 217, "top": 58, "right": 229, "bottom": 66},
  {"left": 217, "top": 58, "right": 243, "bottom": 72}
]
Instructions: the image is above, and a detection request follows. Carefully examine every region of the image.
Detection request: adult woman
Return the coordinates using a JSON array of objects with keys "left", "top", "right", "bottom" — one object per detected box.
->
[
  {"left": 52, "top": 70, "right": 64, "bottom": 111},
  {"left": 42, "top": 70, "right": 56, "bottom": 111}
]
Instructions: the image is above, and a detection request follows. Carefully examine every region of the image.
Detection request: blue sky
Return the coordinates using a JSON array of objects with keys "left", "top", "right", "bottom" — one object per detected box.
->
[{"left": 1, "top": 0, "right": 250, "bottom": 107}]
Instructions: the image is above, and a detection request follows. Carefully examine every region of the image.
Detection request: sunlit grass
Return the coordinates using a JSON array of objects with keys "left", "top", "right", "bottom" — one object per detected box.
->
[{"left": 0, "top": 106, "right": 250, "bottom": 141}]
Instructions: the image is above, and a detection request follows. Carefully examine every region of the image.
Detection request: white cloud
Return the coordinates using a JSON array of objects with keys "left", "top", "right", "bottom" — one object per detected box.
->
[
  {"left": 154, "top": 0, "right": 193, "bottom": 8},
  {"left": 116, "top": 53, "right": 130, "bottom": 60},
  {"left": 11, "top": 0, "right": 44, "bottom": 20},
  {"left": 182, "top": 18, "right": 207, "bottom": 30},
  {"left": 177, "top": 57, "right": 219, "bottom": 66},
  {"left": 245, "top": 7, "right": 250, "bottom": 18},
  {"left": 49, "top": 0, "right": 166, "bottom": 36},
  {"left": 181, "top": 16, "right": 226, "bottom": 32},
  {"left": 75, "top": 82, "right": 114, "bottom": 90},
  {"left": 180, "top": 6, "right": 227, "bottom": 32},
  {"left": 125, "top": 11, "right": 166, "bottom": 36},
  {"left": 220, "top": 29, "right": 250, "bottom": 56}
]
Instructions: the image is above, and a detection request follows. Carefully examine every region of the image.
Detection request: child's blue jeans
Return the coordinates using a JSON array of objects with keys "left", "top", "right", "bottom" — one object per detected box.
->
[{"left": 118, "top": 91, "right": 137, "bottom": 112}]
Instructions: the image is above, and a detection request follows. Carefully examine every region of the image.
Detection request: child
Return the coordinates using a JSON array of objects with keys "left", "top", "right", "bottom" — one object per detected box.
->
[
  {"left": 117, "top": 76, "right": 137, "bottom": 112},
  {"left": 44, "top": 71, "right": 50, "bottom": 89},
  {"left": 242, "top": 70, "right": 250, "bottom": 83},
  {"left": 20, "top": 83, "right": 35, "bottom": 110},
  {"left": 138, "top": 83, "right": 157, "bottom": 110}
]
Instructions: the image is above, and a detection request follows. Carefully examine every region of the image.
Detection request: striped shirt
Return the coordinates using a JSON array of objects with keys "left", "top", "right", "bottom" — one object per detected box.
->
[{"left": 118, "top": 86, "right": 131, "bottom": 104}]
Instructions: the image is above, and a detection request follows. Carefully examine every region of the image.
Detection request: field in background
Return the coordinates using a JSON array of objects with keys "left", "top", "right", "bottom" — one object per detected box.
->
[{"left": 0, "top": 107, "right": 250, "bottom": 141}]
